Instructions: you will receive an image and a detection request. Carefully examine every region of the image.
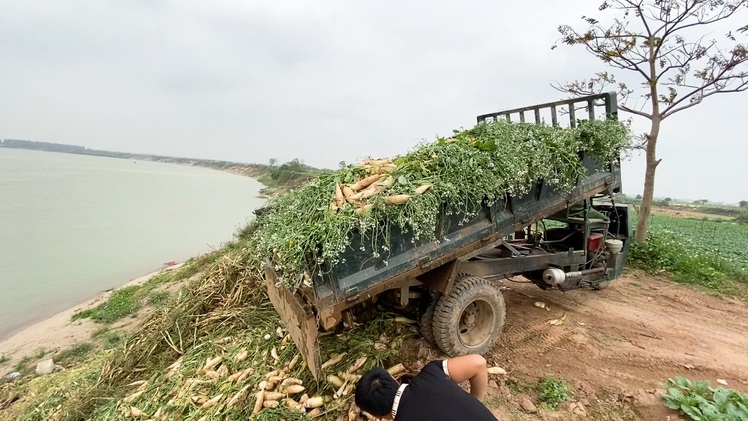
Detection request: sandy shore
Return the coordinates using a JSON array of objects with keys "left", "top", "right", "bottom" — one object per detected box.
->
[{"left": 0, "top": 263, "right": 184, "bottom": 369}]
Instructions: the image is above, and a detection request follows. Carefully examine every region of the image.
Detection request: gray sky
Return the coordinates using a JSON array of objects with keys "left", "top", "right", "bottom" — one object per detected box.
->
[{"left": 1, "top": 0, "right": 746, "bottom": 203}]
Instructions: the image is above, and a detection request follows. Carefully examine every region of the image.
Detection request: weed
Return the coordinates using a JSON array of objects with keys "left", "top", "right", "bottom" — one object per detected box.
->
[
  {"left": 536, "top": 375, "right": 571, "bottom": 409},
  {"left": 13, "top": 355, "right": 32, "bottom": 372},
  {"left": 56, "top": 343, "right": 94, "bottom": 364},
  {"left": 104, "top": 332, "right": 123, "bottom": 349},
  {"left": 505, "top": 378, "right": 531, "bottom": 394},
  {"left": 92, "top": 328, "right": 122, "bottom": 349},
  {"left": 0, "top": 354, "right": 8, "bottom": 365},
  {"left": 34, "top": 348, "right": 47, "bottom": 359},
  {"left": 147, "top": 290, "right": 170, "bottom": 307},
  {"left": 70, "top": 269, "right": 185, "bottom": 325},
  {"left": 662, "top": 376, "right": 748, "bottom": 420},
  {"left": 72, "top": 285, "right": 141, "bottom": 323}
]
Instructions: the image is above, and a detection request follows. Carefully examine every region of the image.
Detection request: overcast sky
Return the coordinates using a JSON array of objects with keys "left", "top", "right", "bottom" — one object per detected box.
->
[{"left": 1, "top": 0, "right": 746, "bottom": 203}]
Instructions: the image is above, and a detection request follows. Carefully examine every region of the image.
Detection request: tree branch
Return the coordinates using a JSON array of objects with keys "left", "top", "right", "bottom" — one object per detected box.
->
[{"left": 619, "top": 103, "right": 654, "bottom": 119}]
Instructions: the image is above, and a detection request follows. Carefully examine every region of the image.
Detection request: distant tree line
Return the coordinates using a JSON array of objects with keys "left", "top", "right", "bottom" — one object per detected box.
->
[{"left": 1, "top": 138, "right": 87, "bottom": 153}]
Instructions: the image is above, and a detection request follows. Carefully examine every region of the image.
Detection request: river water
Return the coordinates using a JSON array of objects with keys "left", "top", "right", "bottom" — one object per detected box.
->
[{"left": 0, "top": 148, "right": 265, "bottom": 339}]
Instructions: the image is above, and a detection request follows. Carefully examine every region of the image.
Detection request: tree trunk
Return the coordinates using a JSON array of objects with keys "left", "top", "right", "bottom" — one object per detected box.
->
[{"left": 634, "top": 116, "right": 661, "bottom": 243}]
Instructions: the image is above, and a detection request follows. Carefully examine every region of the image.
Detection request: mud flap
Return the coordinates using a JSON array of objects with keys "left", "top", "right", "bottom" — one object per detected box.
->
[{"left": 264, "top": 264, "right": 323, "bottom": 381}]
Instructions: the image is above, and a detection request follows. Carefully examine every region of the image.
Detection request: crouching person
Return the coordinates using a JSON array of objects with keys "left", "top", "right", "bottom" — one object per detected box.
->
[{"left": 354, "top": 354, "right": 498, "bottom": 420}]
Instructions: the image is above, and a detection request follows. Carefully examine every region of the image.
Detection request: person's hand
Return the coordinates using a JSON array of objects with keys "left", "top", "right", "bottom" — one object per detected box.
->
[{"left": 444, "top": 354, "right": 488, "bottom": 400}]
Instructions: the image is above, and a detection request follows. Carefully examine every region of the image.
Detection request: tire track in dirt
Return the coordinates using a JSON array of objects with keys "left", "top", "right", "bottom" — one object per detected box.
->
[{"left": 481, "top": 272, "right": 748, "bottom": 419}]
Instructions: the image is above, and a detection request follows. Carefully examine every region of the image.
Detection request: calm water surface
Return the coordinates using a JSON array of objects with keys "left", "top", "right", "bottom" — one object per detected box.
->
[{"left": 0, "top": 148, "right": 265, "bottom": 339}]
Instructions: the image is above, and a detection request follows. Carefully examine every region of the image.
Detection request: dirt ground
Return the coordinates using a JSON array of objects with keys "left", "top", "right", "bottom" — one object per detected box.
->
[{"left": 402, "top": 272, "right": 748, "bottom": 420}]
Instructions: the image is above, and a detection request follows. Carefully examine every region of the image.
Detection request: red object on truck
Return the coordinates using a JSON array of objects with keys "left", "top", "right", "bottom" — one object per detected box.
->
[{"left": 587, "top": 233, "right": 604, "bottom": 251}]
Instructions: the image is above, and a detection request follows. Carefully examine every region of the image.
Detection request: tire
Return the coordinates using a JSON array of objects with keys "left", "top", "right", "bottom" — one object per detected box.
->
[
  {"left": 432, "top": 277, "right": 506, "bottom": 357},
  {"left": 593, "top": 280, "right": 611, "bottom": 290},
  {"left": 419, "top": 291, "right": 441, "bottom": 346},
  {"left": 419, "top": 273, "right": 468, "bottom": 345}
]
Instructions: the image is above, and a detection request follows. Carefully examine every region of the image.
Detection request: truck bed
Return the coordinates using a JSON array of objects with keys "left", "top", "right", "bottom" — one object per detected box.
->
[{"left": 311, "top": 154, "right": 622, "bottom": 326}]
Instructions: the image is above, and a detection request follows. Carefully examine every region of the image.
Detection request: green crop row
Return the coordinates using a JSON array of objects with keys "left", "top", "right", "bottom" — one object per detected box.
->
[{"left": 630, "top": 213, "right": 748, "bottom": 297}]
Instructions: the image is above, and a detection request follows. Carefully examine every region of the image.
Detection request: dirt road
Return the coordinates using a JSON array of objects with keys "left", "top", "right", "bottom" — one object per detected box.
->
[{"left": 409, "top": 272, "right": 748, "bottom": 420}]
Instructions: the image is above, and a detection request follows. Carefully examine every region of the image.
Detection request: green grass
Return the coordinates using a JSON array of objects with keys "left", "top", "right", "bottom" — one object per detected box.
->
[
  {"left": 147, "top": 290, "right": 170, "bottom": 307},
  {"left": 0, "top": 354, "right": 8, "bottom": 365},
  {"left": 55, "top": 343, "right": 94, "bottom": 365},
  {"left": 72, "top": 285, "right": 141, "bottom": 323},
  {"left": 630, "top": 213, "right": 748, "bottom": 298},
  {"left": 71, "top": 271, "right": 178, "bottom": 324},
  {"left": 92, "top": 328, "right": 124, "bottom": 349},
  {"left": 13, "top": 355, "right": 32, "bottom": 372},
  {"left": 536, "top": 375, "right": 571, "bottom": 409}
]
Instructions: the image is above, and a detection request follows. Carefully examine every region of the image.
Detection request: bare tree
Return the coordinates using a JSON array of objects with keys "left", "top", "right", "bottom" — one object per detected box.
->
[{"left": 553, "top": 0, "right": 748, "bottom": 242}]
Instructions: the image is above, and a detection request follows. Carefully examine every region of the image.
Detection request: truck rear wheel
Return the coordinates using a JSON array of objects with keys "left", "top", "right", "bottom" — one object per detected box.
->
[
  {"left": 432, "top": 277, "right": 506, "bottom": 356},
  {"left": 419, "top": 272, "right": 469, "bottom": 346},
  {"left": 419, "top": 291, "right": 440, "bottom": 346}
]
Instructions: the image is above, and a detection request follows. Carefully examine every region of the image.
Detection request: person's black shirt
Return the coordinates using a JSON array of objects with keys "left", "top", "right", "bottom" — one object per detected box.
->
[{"left": 394, "top": 360, "right": 497, "bottom": 420}]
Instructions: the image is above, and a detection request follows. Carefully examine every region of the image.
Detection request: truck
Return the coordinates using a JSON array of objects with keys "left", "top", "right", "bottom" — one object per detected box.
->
[{"left": 263, "top": 92, "right": 632, "bottom": 380}]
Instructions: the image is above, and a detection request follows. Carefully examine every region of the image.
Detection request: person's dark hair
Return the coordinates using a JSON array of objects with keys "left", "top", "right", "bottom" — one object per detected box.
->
[{"left": 355, "top": 367, "right": 399, "bottom": 416}]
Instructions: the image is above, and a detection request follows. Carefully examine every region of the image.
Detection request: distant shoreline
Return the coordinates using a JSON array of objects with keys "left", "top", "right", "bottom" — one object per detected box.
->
[{"left": 0, "top": 140, "right": 272, "bottom": 183}]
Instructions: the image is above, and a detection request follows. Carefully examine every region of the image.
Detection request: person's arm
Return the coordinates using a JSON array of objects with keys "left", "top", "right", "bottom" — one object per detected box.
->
[{"left": 444, "top": 354, "right": 488, "bottom": 400}]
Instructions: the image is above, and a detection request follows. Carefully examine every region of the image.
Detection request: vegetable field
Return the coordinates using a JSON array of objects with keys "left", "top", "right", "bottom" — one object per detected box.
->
[
  {"left": 630, "top": 212, "right": 748, "bottom": 296},
  {"left": 648, "top": 214, "right": 748, "bottom": 270}
]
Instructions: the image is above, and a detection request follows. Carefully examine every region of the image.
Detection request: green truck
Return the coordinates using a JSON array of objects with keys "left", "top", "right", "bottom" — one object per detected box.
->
[{"left": 264, "top": 92, "right": 632, "bottom": 380}]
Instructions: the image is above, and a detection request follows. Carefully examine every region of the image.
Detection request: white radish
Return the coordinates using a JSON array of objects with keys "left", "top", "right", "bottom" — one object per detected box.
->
[
  {"left": 126, "top": 380, "right": 147, "bottom": 388},
  {"left": 415, "top": 184, "right": 433, "bottom": 194},
  {"left": 234, "top": 349, "right": 248, "bottom": 362},
  {"left": 202, "top": 356, "right": 222, "bottom": 372},
  {"left": 284, "top": 385, "right": 305, "bottom": 394},
  {"left": 335, "top": 184, "right": 345, "bottom": 208},
  {"left": 361, "top": 185, "right": 380, "bottom": 199},
  {"left": 263, "top": 400, "right": 280, "bottom": 408},
  {"left": 191, "top": 395, "right": 208, "bottom": 405},
  {"left": 350, "top": 175, "right": 380, "bottom": 191},
  {"left": 321, "top": 353, "right": 347, "bottom": 370},
  {"left": 387, "top": 363, "right": 405, "bottom": 376},
  {"left": 236, "top": 368, "right": 252, "bottom": 383},
  {"left": 347, "top": 356, "right": 368, "bottom": 373},
  {"left": 384, "top": 195, "right": 411, "bottom": 205},
  {"left": 304, "top": 396, "right": 325, "bottom": 408},
  {"left": 264, "top": 391, "right": 285, "bottom": 401},
  {"left": 487, "top": 366, "right": 507, "bottom": 375},
  {"left": 252, "top": 390, "right": 265, "bottom": 414},
  {"left": 227, "top": 385, "right": 251, "bottom": 408},
  {"left": 123, "top": 390, "right": 144, "bottom": 403},
  {"left": 202, "top": 393, "right": 223, "bottom": 409},
  {"left": 327, "top": 375, "right": 343, "bottom": 388},
  {"left": 379, "top": 176, "right": 396, "bottom": 187},
  {"left": 271, "top": 347, "right": 280, "bottom": 362},
  {"left": 288, "top": 354, "right": 300, "bottom": 371},
  {"left": 281, "top": 377, "right": 303, "bottom": 387}
]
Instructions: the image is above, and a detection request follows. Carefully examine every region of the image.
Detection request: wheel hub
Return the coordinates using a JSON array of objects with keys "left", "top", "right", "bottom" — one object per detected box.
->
[{"left": 458, "top": 299, "right": 495, "bottom": 348}]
